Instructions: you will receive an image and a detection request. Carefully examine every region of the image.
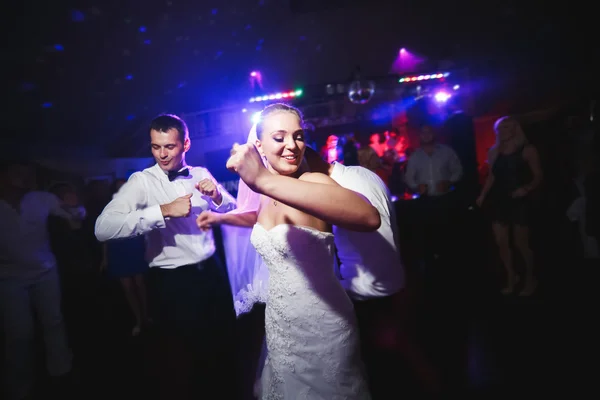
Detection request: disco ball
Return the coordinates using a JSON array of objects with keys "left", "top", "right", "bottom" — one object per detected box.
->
[{"left": 348, "top": 80, "right": 375, "bottom": 104}]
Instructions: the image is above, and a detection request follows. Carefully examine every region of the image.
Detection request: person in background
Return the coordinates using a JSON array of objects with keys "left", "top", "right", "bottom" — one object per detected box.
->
[
  {"left": 342, "top": 133, "right": 359, "bottom": 166},
  {"left": 48, "top": 183, "right": 90, "bottom": 284},
  {"left": 99, "top": 178, "right": 150, "bottom": 336},
  {"left": 0, "top": 162, "right": 76, "bottom": 400},
  {"left": 405, "top": 124, "right": 463, "bottom": 197},
  {"left": 357, "top": 134, "right": 382, "bottom": 173},
  {"left": 476, "top": 117, "right": 543, "bottom": 296},
  {"left": 321, "top": 134, "right": 341, "bottom": 164}
]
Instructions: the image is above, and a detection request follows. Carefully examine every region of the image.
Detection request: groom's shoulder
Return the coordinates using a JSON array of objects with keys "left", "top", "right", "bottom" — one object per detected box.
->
[
  {"left": 299, "top": 171, "right": 335, "bottom": 185},
  {"left": 339, "top": 164, "right": 385, "bottom": 187},
  {"left": 337, "top": 166, "right": 390, "bottom": 198}
]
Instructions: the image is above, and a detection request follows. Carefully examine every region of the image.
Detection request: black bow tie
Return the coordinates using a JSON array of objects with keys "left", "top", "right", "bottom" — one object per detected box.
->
[{"left": 168, "top": 168, "right": 190, "bottom": 181}]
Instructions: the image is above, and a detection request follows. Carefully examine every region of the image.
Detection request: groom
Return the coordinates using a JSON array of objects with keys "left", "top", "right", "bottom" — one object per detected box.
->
[{"left": 95, "top": 114, "right": 238, "bottom": 399}]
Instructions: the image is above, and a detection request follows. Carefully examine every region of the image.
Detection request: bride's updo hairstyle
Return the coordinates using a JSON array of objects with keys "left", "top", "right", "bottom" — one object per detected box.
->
[{"left": 255, "top": 103, "right": 304, "bottom": 139}]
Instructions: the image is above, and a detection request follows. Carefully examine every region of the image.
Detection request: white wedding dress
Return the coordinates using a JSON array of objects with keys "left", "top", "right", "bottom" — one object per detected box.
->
[{"left": 251, "top": 223, "right": 371, "bottom": 400}]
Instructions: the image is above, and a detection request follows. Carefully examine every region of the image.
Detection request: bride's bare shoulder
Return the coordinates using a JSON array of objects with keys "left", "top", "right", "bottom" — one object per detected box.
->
[{"left": 298, "top": 171, "right": 338, "bottom": 186}]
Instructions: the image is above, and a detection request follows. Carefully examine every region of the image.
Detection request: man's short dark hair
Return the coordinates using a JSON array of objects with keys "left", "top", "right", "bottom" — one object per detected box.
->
[{"left": 149, "top": 114, "right": 189, "bottom": 142}]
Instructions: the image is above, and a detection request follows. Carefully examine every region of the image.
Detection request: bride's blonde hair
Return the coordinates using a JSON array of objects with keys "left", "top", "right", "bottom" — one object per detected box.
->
[
  {"left": 255, "top": 103, "right": 304, "bottom": 139},
  {"left": 488, "top": 116, "right": 528, "bottom": 165}
]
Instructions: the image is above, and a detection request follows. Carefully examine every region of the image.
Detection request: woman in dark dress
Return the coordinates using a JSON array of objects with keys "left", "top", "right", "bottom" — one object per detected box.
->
[
  {"left": 476, "top": 117, "right": 543, "bottom": 296},
  {"left": 100, "top": 179, "right": 150, "bottom": 336}
]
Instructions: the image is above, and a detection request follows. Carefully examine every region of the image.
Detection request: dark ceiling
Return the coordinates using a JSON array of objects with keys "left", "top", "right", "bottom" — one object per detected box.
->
[{"left": 2, "top": 0, "right": 592, "bottom": 151}]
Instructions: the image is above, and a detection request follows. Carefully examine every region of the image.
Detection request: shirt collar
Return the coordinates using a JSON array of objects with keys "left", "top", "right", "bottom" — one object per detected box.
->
[{"left": 153, "top": 164, "right": 190, "bottom": 179}]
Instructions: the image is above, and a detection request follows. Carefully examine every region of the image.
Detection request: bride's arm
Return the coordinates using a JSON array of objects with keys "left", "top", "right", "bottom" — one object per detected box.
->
[
  {"left": 216, "top": 211, "right": 258, "bottom": 227},
  {"left": 227, "top": 142, "right": 380, "bottom": 232},
  {"left": 257, "top": 172, "right": 381, "bottom": 232}
]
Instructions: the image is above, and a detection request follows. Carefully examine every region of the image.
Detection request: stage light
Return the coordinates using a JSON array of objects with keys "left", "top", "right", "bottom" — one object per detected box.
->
[
  {"left": 251, "top": 111, "right": 261, "bottom": 124},
  {"left": 434, "top": 91, "right": 451, "bottom": 102},
  {"left": 453, "top": 85, "right": 460, "bottom": 90},
  {"left": 250, "top": 71, "right": 258, "bottom": 77},
  {"left": 398, "top": 72, "right": 450, "bottom": 84},
  {"left": 249, "top": 89, "right": 303, "bottom": 103},
  {"left": 242, "top": 108, "right": 247, "bottom": 113}
]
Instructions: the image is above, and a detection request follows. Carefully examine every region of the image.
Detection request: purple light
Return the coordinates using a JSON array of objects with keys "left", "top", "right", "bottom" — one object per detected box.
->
[
  {"left": 250, "top": 71, "right": 258, "bottom": 77},
  {"left": 391, "top": 48, "right": 424, "bottom": 74}
]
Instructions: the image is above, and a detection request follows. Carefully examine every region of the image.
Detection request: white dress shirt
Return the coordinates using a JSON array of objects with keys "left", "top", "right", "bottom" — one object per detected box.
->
[
  {"left": 405, "top": 144, "right": 463, "bottom": 196},
  {"left": 95, "top": 164, "right": 236, "bottom": 269},
  {"left": 330, "top": 162, "right": 405, "bottom": 300},
  {"left": 0, "top": 191, "right": 73, "bottom": 280}
]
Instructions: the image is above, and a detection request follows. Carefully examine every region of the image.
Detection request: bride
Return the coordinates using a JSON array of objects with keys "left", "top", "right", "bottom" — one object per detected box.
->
[{"left": 223, "top": 103, "right": 371, "bottom": 399}]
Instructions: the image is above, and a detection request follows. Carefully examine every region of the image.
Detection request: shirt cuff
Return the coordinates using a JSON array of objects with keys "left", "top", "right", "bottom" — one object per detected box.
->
[
  {"left": 143, "top": 204, "right": 166, "bottom": 230},
  {"left": 209, "top": 196, "right": 226, "bottom": 211}
]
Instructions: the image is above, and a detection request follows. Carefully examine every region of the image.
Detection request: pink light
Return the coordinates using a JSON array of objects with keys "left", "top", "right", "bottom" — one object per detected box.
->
[
  {"left": 390, "top": 48, "right": 425, "bottom": 74},
  {"left": 250, "top": 71, "right": 258, "bottom": 77}
]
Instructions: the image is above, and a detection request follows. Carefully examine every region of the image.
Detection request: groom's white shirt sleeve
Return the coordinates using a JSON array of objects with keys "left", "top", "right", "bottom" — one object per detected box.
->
[{"left": 95, "top": 173, "right": 166, "bottom": 242}]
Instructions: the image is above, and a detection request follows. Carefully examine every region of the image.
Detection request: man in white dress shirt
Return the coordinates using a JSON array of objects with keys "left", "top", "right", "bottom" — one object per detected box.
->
[
  {"left": 0, "top": 162, "right": 75, "bottom": 400},
  {"left": 303, "top": 147, "right": 409, "bottom": 397},
  {"left": 94, "top": 114, "right": 237, "bottom": 399}
]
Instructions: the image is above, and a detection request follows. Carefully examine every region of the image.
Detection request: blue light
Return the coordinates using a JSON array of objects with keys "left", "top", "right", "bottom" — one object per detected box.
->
[
  {"left": 125, "top": 75, "right": 133, "bottom": 80},
  {"left": 54, "top": 44, "right": 64, "bottom": 51},
  {"left": 139, "top": 26, "right": 147, "bottom": 32},
  {"left": 143, "top": 39, "right": 151, "bottom": 45},
  {"left": 126, "top": 115, "right": 135, "bottom": 120},
  {"left": 211, "top": 8, "right": 218, "bottom": 15},
  {"left": 41, "top": 102, "right": 53, "bottom": 108},
  {"left": 70, "top": 10, "right": 85, "bottom": 22},
  {"left": 251, "top": 111, "right": 261, "bottom": 124}
]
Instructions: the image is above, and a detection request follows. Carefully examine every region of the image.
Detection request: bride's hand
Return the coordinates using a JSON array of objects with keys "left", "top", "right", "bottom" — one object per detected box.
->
[
  {"left": 226, "top": 143, "right": 269, "bottom": 191},
  {"left": 196, "top": 210, "right": 221, "bottom": 231}
]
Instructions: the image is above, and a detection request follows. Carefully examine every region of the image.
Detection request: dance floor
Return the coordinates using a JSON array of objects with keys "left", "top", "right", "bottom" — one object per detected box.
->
[{"left": 21, "top": 271, "right": 547, "bottom": 399}]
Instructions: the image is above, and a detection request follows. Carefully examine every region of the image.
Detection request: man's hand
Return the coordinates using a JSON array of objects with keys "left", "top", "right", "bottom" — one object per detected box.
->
[
  {"left": 226, "top": 143, "right": 270, "bottom": 193},
  {"left": 196, "top": 210, "right": 222, "bottom": 231},
  {"left": 196, "top": 178, "right": 222, "bottom": 205},
  {"left": 160, "top": 193, "right": 193, "bottom": 218}
]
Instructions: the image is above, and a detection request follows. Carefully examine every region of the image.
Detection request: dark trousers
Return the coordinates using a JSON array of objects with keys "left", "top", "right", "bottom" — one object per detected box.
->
[
  {"left": 354, "top": 294, "right": 429, "bottom": 398},
  {"left": 354, "top": 293, "right": 446, "bottom": 397},
  {"left": 149, "top": 255, "right": 238, "bottom": 400}
]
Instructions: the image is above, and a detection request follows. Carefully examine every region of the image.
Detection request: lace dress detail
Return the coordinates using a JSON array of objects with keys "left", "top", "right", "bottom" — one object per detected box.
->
[
  {"left": 234, "top": 278, "right": 268, "bottom": 316},
  {"left": 251, "top": 224, "right": 370, "bottom": 400}
]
